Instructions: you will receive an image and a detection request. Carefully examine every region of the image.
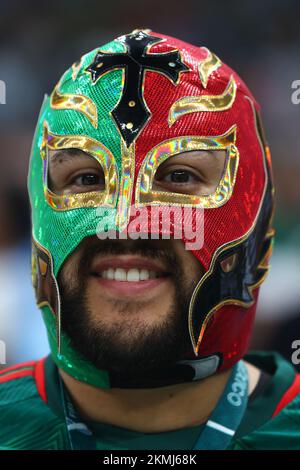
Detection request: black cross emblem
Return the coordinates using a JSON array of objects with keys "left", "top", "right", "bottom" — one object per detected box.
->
[{"left": 85, "top": 30, "right": 189, "bottom": 146}]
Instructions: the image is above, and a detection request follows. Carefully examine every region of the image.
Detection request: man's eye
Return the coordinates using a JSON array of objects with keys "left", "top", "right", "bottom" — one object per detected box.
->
[
  {"left": 161, "top": 169, "right": 198, "bottom": 184},
  {"left": 73, "top": 173, "right": 104, "bottom": 187}
]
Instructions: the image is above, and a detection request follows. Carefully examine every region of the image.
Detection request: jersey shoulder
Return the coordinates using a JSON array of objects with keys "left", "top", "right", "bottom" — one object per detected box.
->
[
  {"left": 0, "top": 359, "right": 67, "bottom": 450},
  {"left": 232, "top": 391, "right": 300, "bottom": 450},
  {"left": 0, "top": 359, "right": 46, "bottom": 405},
  {"left": 232, "top": 353, "right": 300, "bottom": 450}
]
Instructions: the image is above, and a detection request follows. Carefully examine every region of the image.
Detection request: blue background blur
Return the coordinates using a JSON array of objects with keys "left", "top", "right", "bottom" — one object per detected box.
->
[{"left": 0, "top": 0, "right": 299, "bottom": 367}]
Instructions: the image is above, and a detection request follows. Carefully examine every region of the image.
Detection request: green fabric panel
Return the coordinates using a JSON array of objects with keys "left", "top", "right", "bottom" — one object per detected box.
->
[
  {"left": 0, "top": 376, "right": 69, "bottom": 450},
  {"left": 229, "top": 394, "right": 300, "bottom": 450},
  {"left": 0, "top": 375, "right": 35, "bottom": 406}
]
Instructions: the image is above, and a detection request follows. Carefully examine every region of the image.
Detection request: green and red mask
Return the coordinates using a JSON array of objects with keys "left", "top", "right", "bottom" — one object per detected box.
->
[{"left": 28, "top": 29, "right": 274, "bottom": 389}]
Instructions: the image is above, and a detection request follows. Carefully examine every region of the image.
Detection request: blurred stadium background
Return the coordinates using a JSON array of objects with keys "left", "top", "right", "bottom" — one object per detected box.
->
[{"left": 0, "top": 0, "right": 299, "bottom": 367}]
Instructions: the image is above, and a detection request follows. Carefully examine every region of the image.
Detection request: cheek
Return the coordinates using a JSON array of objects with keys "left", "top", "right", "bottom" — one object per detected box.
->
[
  {"left": 173, "top": 241, "right": 204, "bottom": 283},
  {"left": 185, "top": 259, "right": 203, "bottom": 287},
  {"left": 59, "top": 253, "right": 82, "bottom": 292}
]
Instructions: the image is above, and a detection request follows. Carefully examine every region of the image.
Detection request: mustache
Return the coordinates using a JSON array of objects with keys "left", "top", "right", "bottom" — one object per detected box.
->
[{"left": 77, "top": 238, "right": 183, "bottom": 275}]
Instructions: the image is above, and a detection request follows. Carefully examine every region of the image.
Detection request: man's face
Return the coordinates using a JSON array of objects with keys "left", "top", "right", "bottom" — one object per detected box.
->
[{"left": 49, "top": 148, "right": 225, "bottom": 380}]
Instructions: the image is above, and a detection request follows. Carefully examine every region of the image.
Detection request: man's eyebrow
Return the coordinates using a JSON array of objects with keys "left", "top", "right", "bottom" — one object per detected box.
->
[{"left": 49, "top": 149, "right": 90, "bottom": 167}]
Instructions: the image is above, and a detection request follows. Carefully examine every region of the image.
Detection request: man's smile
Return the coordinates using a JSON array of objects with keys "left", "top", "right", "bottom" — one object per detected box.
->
[{"left": 90, "top": 255, "right": 172, "bottom": 298}]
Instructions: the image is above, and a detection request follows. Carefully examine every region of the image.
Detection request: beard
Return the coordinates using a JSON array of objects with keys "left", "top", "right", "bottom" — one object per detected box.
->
[{"left": 58, "top": 238, "right": 198, "bottom": 384}]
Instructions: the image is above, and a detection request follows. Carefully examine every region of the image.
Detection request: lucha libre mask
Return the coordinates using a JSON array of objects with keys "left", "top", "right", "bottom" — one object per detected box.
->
[{"left": 28, "top": 29, "right": 274, "bottom": 389}]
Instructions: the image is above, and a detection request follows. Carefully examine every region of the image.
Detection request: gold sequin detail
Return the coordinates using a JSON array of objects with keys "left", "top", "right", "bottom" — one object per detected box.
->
[
  {"left": 50, "top": 82, "right": 98, "bottom": 129},
  {"left": 116, "top": 141, "right": 136, "bottom": 231},
  {"left": 71, "top": 57, "right": 84, "bottom": 81},
  {"left": 198, "top": 48, "right": 222, "bottom": 89},
  {"left": 41, "top": 122, "right": 118, "bottom": 211},
  {"left": 168, "top": 75, "right": 237, "bottom": 127},
  {"left": 136, "top": 126, "right": 239, "bottom": 209}
]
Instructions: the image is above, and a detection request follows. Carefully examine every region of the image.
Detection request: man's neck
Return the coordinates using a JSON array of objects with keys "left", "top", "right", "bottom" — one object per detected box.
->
[{"left": 59, "top": 361, "right": 260, "bottom": 434}]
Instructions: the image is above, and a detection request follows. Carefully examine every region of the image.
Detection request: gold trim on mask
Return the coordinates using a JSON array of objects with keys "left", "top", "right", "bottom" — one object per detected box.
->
[
  {"left": 168, "top": 75, "right": 237, "bottom": 127},
  {"left": 71, "top": 57, "right": 84, "bottom": 81},
  {"left": 40, "top": 122, "right": 118, "bottom": 211},
  {"left": 188, "top": 97, "right": 273, "bottom": 356},
  {"left": 50, "top": 82, "right": 98, "bottom": 129},
  {"left": 135, "top": 126, "right": 239, "bottom": 209},
  {"left": 198, "top": 48, "right": 222, "bottom": 89},
  {"left": 115, "top": 141, "right": 136, "bottom": 231}
]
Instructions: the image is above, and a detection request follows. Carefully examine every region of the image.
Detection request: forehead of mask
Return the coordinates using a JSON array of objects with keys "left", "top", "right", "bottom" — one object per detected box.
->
[{"left": 28, "top": 31, "right": 267, "bottom": 276}]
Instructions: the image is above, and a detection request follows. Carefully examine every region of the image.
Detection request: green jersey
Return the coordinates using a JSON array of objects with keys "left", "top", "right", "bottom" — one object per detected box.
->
[{"left": 0, "top": 352, "right": 300, "bottom": 450}]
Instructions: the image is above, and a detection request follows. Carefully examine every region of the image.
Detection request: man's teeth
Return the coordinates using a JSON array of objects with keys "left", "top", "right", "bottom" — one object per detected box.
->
[{"left": 98, "top": 268, "right": 159, "bottom": 281}]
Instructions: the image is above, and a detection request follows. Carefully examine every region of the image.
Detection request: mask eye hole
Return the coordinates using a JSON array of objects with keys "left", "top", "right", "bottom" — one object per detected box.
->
[
  {"left": 152, "top": 150, "right": 226, "bottom": 197},
  {"left": 47, "top": 148, "right": 105, "bottom": 196}
]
